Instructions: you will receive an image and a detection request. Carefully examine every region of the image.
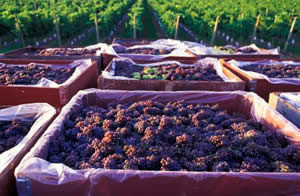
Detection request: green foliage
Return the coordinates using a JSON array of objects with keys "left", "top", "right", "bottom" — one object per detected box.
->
[
  {"left": 123, "top": 0, "right": 145, "bottom": 38},
  {"left": 133, "top": 72, "right": 141, "bottom": 79},
  {"left": 141, "top": 67, "right": 163, "bottom": 80},
  {"left": 1, "top": 0, "right": 299, "bottom": 48},
  {"left": 0, "top": 0, "right": 134, "bottom": 40},
  {"left": 148, "top": 0, "right": 299, "bottom": 41},
  {"left": 99, "top": 0, "right": 134, "bottom": 35},
  {"left": 144, "top": 67, "right": 158, "bottom": 74}
]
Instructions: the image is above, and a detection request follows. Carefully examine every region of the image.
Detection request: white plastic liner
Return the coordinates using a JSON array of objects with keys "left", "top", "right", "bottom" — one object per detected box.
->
[
  {"left": 150, "top": 39, "right": 182, "bottom": 46},
  {"left": 182, "top": 41, "right": 227, "bottom": 55},
  {"left": 84, "top": 43, "right": 107, "bottom": 51},
  {"left": 280, "top": 92, "right": 300, "bottom": 109}
]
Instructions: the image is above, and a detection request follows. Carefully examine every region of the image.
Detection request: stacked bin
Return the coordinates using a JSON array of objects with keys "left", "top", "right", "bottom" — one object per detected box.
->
[
  {"left": 98, "top": 57, "right": 246, "bottom": 91},
  {"left": 0, "top": 103, "right": 56, "bottom": 196},
  {"left": 1, "top": 44, "right": 106, "bottom": 73},
  {"left": 182, "top": 42, "right": 281, "bottom": 60},
  {"left": 0, "top": 58, "right": 98, "bottom": 108},
  {"left": 100, "top": 39, "right": 199, "bottom": 70},
  {"left": 220, "top": 59, "right": 300, "bottom": 101},
  {"left": 0, "top": 39, "right": 298, "bottom": 196},
  {"left": 14, "top": 90, "right": 300, "bottom": 196},
  {"left": 0, "top": 45, "right": 105, "bottom": 194}
]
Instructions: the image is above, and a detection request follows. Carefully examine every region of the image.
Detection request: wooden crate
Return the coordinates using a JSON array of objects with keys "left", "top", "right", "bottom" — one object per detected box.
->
[
  {"left": 0, "top": 58, "right": 98, "bottom": 108},
  {"left": 101, "top": 45, "right": 198, "bottom": 70},
  {"left": 98, "top": 59, "right": 245, "bottom": 91},
  {"left": 0, "top": 103, "right": 56, "bottom": 196},
  {"left": 15, "top": 90, "right": 300, "bottom": 196},
  {"left": 220, "top": 59, "right": 300, "bottom": 101},
  {"left": 1, "top": 47, "right": 102, "bottom": 73}
]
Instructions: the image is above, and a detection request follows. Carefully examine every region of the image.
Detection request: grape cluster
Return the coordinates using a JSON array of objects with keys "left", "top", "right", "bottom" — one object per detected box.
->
[
  {"left": 47, "top": 101, "right": 300, "bottom": 172},
  {"left": 113, "top": 45, "right": 174, "bottom": 55},
  {"left": 0, "top": 119, "right": 34, "bottom": 154},
  {"left": 115, "top": 63, "right": 223, "bottom": 81},
  {"left": 24, "top": 48, "right": 98, "bottom": 57},
  {"left": 114, "top": 61, "right": 144, "bottom": 78},
  {"left": 242, "top": 64, "right": 300, "bottom": 78},
  {"left": 0, "top": 63, "right": 76, "bottom": 85}
]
